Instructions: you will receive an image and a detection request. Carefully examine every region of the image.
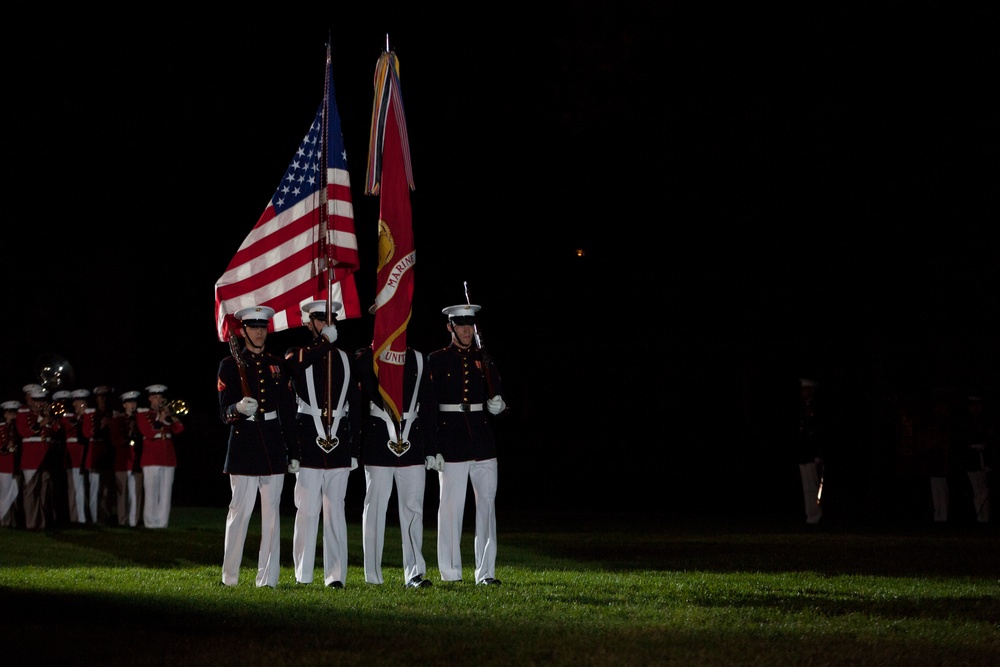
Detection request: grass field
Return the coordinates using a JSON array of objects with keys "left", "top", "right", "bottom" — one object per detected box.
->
[{"left": 2, "top": 507, "right": 998, "bottom": 666}]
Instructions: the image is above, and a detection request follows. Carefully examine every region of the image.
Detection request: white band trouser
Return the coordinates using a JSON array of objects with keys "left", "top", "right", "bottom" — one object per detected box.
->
[
  {"left": 222, "top": 473, "right": 284, "bottom": 587},
  {"left": 87, "top": 470, "right": 101, "bottom": 523},
  {"left": 0, "top": 472, "right": 17, "bottom": 525},
  {"left": 142, "top": 465, "right": 174, "bottom": 528},
  {"left": 967, "top": 470, "right": 990, "bottom": 523},
  {"left": 798, "top": 461, "right": 823, "bottom": 525},
  {"left": 363, "top": 464, "right": 427, "bottom": 584},
  {"left": 930, "top": 476, "right": 949, "bottom": 522},
  {"left": 115, "top": 470, "right": 142, "bottom": 527},
  {"left": 292, "top": 466, "right": 350, "bottom": 585},
  {"left": 67, "top": 467, "right": 87, "bottom": 523},
  {"left": 437, "top": 458, "right": 498, "bottom": 584}
]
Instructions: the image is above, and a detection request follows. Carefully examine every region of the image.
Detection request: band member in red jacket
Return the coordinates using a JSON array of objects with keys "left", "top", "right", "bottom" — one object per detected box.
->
[
  {"left": 137, "top": 384, "right": 184, "bottom": 528},
  {"left": 16, "top": 387, "right": 62, "bottom": 530},
  {"left": 58, "top": 389, "right": 88, "bottom": 524},
  {"left": 1, "top": 400, "right": 23, "bottom": 527},
  {"left": 109, "top": 391, "right": 143, "bottom": 527}
]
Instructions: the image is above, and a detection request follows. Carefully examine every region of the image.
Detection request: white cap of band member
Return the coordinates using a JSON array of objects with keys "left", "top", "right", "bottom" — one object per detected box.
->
[
  {"left": 22, "top": 383, "right": 43, "bottom": 395},
  {"left": 302, "top": 300, "right": 341, "bottom": 320},
  {"left": 2, "top": 400, "right": 22, "bottom": 411},
  {"left": 146, "top": 384, "right": 168, "bottom": 395},
  {"left": 93, "top": 385, "right": 113, "bottom": 396},
  {"left": 120, "top": 391, "right": 141, "bottom": 402},
  {"left": 30, "top": 388, "right": 50, "bottom": 400},
  {"left": 52, "top": 390, "right": 72, "bottom": 401},
  {"left": 235, "top": 305, "right": 275, "bottom": 327},
  {"left": 442, "top": 304, "right": 481, "bottom": 321},
  {"left": 71, "top": 389, "right": 91, "bottom": 400}
]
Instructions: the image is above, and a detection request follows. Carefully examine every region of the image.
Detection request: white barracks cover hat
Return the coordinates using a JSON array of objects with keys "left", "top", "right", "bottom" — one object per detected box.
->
[
  {"left": 146, "top": 384, "right": 168, "bottom": 395},
  {"left": 302, "top": 300, "right": 341, "bottom": 318},
  {"left": 71, "top": 389, "right": 91, "bottom": 399},
  {"left": 442, "top": 304, "right": 481, "bottom": 319},
  {"left": 120, "top": 391, "right": 141, "bottom": 402},
  {"left": 52, "top": 390, "right": 72, "bottom": 401},
  {"left": 235, "top": 305, "right": 275, "bottom": 326}
]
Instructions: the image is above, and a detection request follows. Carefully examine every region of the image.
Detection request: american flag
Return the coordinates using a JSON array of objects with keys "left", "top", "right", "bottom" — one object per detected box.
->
[{"left": 214, "top": 44, "right": 360, "bottom": 341}]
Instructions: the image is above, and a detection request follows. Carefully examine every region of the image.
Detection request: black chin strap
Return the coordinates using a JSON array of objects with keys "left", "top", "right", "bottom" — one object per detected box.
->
[{"left": 243, "top": 326, "right": 265, "bottom": 354}]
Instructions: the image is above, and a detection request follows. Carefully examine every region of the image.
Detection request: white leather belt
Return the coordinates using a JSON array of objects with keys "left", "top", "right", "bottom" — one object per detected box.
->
[
  {"left": 23, "top": 436, "right": 45, "bottom": 442},
  {"left": 298, "top": 405, "right": 347, "bottom": 418},
  {"left": 261, "top": 410, "right": 278, "bottom": 421},
  {"left": 66, "top": 438, "right": 80, "bottom": 443},
  {"left": 153, "top": 434, "right": 173, "bottom": 439},
  {"left": 439, "top": 403, "right": 483, "bottom": 413}
]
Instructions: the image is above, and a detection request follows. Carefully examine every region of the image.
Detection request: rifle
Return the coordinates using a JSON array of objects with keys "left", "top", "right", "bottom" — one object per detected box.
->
[
  {"left": 463, "top": 281, "right": 496, "bottom": 399},
  {"left": 228, "top": 333, "right": 255, "bottom": 421}
]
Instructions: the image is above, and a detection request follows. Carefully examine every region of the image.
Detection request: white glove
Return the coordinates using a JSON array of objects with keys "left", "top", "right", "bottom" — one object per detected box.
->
[
  {"left": 287, "top": 458, "right": 300, "bottom": 474},
  {"left": 434, "top": 453, "right": 445, "bottom": 471},
  {"left": 350, "top": 457, "right": 358, "bottom": 471},
  {"left": 486, "top": 395, "right": 506, "bottom": 415},
  {"left": 425, "top": 455, "right": 436, "bottom": 470},
  {"left": 321, "top": 324, "right": 338, "bottom": 343},
  {"left": 237, "top": 396, "right": 258, "bottom": 416}
]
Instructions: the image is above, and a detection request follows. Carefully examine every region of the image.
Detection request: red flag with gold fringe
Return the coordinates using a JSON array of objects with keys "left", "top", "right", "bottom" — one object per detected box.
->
[{"left": 365, "top": 49, "right": 414, "bottom": 421}]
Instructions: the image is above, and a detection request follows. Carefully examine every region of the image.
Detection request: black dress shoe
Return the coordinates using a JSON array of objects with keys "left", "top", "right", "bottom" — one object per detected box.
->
[
  {"left": 327, "top": 581, "right": 344, "bottom": 589},
  {"left": 406, "top": 575, "right": 432, "bottom": 588},
  {"left": 478, "top": 577, "right": 502, "bottom": 586}
]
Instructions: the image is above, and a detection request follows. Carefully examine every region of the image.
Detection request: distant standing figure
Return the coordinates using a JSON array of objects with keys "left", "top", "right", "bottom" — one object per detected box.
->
[
  {"left": 109, "top": 391, "right": 143, "bottom": 527},
  {"left": 958, "top": 395, "right": 993, "bottom": 523},
  {"left": 796, "top": 378, "right": 825, "bottom": 525},
  {"left": 56, "top": 389, "right": 87, "bottom": 524},
  {"left": 915, "top": 393, "right": 954, "bottom": 523},
  {"left": 218, "top": 305, "right": 298, "bottom": 588},
  {"left": 16, "top": 387, "right": 61, "bottom": 530},
  {"left": 137, "top": 384, "right": 184, "bottom": 528},
  {"left": 429, "top": 303, "right": 507, "bottom": 586},
  {"left": 0, "top": 400, "right": 23, "bottom": 527}
]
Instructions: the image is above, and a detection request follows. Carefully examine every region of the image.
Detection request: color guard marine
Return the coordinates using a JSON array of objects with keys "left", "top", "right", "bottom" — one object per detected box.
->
[{"left": 429, "top": 303, "right": 507, "bottom": 586}]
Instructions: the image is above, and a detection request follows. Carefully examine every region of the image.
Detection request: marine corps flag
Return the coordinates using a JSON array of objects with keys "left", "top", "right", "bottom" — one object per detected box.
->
[
  {"left": 214, "top": 43, "right": 361, "bottom": 342},
  {"left": 365, "top": 49, "right": 415, "bottom": 422}
]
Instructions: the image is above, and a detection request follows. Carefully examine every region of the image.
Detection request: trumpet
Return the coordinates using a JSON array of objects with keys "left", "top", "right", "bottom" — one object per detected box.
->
[
  {"left": 48, "top": 401, "right": 67, "bottom": 422},
  {"left": 164, "top": 399, "right": 189, "bottom": 418}
]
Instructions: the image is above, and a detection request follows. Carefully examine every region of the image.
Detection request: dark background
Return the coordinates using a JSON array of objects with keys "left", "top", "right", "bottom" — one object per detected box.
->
[{"left": 2, "top": 5, "right": 996, "bottom": 525}]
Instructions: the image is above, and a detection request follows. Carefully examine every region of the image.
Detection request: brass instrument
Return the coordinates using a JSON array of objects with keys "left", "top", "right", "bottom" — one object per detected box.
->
[
  {"left": 49, "top": 401, "right": 67, "bottom": 420},
  {"left": 36, "top": 354, "right": 74, "bottom": 392},
  {"left": 164, "top": 399, "right": 189, "bottom": 418},
  {"left": 1, "top": 424, "right": 16, "bottom": 454}
]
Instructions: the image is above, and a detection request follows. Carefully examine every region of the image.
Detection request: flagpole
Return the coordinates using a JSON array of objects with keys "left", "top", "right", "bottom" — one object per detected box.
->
[{"left": 321, "top": 42, "right": 334, "bottom": 437}]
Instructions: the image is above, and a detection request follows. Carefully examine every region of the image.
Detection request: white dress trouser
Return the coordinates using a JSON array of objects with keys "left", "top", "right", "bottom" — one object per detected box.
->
[
  {"left": 292, "top": 467, "right": 350, "bottom": 586},
  {"left": 0, "top": 471, "right": 18, "bottom": 525},
  {"left": 798, "top": 461, "right": 823, "bottom": 524},
  {"left": 142, "top": 465, "right": 174, "bottom": 528},
  {"left": 437, "top": 458, "right": 498, "bottom": 584},
  {"left": 967, "top": 470, "right": 990, "bottom": 523},
  {"left": 68, "top": 468, "right": 87, "bottom": 523},
  {"left": 223, "top": 473, "right": 284, "bottom": 587},
  {"left": 363, "top": 464, "right": 427, "bottom": 584},
  {"left": 87, "top": 470, "right": 101, "bottom": 523},
  {"left": 930, "top": 476, "right": 949, "bottom": 522}
]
